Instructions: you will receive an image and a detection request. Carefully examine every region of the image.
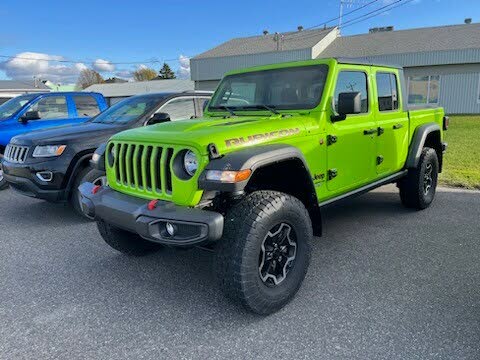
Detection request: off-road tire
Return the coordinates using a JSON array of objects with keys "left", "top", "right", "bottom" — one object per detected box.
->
[
  {"left": 71, "top": 167, "right": 106, "bottom": 219},
  {"left": 399, "top": 147, "right": 439, "bottom": 210},
  {"left": 97, "top": 220, "right": 163, "bottom": 256},
  {"left": 0, "top": 162, "right": 8, "bottom": 190},
  {"left": 215, "top": 190, "right": 312, "bottom": 315}
]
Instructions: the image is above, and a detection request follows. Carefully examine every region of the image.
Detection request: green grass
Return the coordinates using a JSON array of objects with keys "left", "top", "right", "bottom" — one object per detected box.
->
[{"left": 439, "top": 115, "right": 480, "bottom": 190}]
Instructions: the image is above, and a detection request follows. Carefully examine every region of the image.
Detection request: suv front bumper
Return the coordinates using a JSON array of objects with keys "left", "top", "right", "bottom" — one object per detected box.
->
[{"left": 79, "top": 183, "right": 224, "bottom": 246}]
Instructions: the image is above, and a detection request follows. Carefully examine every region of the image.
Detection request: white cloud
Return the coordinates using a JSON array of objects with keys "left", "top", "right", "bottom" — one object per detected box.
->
[
  {"left": 177, "top": 55, "right": 190, "bottom": 79},
  {"left": 0, "top": 52, "right": 88, "bottom": 83},
  {"left": 92, "top": 58, "right": 115, "bottom": 72}
]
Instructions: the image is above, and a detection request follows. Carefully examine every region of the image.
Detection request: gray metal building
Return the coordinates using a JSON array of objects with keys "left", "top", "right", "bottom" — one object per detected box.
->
[{"left": 191, "top": 22, "right": 480, "bottom": 114}]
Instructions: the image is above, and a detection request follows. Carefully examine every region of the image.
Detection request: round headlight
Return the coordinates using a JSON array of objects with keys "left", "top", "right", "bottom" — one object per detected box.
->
[{"left": 183, "top": 150, "right": 198, "bottom": 177}]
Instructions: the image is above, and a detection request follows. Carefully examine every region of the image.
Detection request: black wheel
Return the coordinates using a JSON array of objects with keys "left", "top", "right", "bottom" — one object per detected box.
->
[
  {"left": 215, "top": 190, "right": 312, "bottom": 315},
  {"left": 97, "top": 220, "right": 163, "bottom": 256},
  {"left": 399, "top": 147, "right": 439, "bottom": 210},
  {"left": 71, "top": 167, "right": 107, "bottom": 219},
  {"left": 0, "top": 162, "right": 8, "bottom": 190}
]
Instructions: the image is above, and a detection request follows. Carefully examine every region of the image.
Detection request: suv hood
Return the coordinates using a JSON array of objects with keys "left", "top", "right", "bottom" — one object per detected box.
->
[
  {"left": 10, "top": 122, "right": 123, "bottom": 146},
  {"left": 110, "top": 115, "right": 311, "bottom": 155}
]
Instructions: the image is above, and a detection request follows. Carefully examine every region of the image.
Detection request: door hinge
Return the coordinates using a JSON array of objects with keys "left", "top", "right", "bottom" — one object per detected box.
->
[
  {"left": 328, "top": 169, "right": 338, "bottom": 180},
  {"left": 377, "top": 127, "right": 385, "bottom": 136},
  {"left": 327, "top": 135, "right": 337, "bottom": 145},
  {"left": 376, "top": 156, "right": 384, "bottom": 165}
]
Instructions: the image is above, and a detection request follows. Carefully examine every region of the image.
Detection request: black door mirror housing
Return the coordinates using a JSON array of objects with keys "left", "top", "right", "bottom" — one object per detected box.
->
[
  {"left": 331, "top": 92, "right": 362, "bottom": 122},
  {"left": 147, "top": 112, "right": 170, "bottom": 125},
  {"left": 20, "top": 110, "right": 41, "bottom": 123}
]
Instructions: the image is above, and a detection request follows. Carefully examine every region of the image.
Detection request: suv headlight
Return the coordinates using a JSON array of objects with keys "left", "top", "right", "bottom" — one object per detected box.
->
[
  {"left": 33, "top": 145, "right": 67, "bottom": 158},
  {"left": 183, "top": 150, "right": 198, "bottom": 176}
]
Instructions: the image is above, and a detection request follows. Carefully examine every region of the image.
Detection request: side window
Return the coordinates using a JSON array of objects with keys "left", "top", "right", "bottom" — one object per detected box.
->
[
  {"left": 74, "top": 95, "right": 101, "bottom": 117},
  {"left": 376, "top": 73, "right": 399, "bottom": 111},
  {"left": 28, "top": 96, "right": 68, "bottom": 120},
  {"left": 158, "top": 98, "right": 195, "bottom": 121},
  {"left": 334, "top": 71, "right": 369, "bottom": 113}
]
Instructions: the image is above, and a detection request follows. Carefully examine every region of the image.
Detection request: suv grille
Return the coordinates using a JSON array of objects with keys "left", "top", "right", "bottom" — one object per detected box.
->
[
  {"left": 4, "top": 145, "right": 29, "bottom": 163},
  {"left": 110, "top": 142, "right": 176, "bottom": 196}
]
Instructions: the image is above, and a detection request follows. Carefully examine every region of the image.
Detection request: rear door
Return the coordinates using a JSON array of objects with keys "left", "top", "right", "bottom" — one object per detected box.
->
[
  {"left": 326, "top": 67, "right": 377, "bottom": 193},
  {"left": 374, "top": 71, "right": 409, "bottom": 175}
]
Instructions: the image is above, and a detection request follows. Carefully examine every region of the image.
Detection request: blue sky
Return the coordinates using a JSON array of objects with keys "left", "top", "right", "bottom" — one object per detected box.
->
[{"left": 0, "top": 0, "right": 477, "bottom": 83}]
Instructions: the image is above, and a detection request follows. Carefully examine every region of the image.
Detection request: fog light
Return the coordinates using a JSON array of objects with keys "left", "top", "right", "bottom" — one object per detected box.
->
[
  {"left": 36, "top": 171, "right": 53, "bottom": 182},
  {"left": 166, "top": 222, "right": 177, "bottom": 236}
]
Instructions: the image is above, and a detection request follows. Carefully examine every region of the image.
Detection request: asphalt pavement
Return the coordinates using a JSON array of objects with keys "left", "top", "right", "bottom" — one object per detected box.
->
[{"left": 0, "top": 185, "right": 479, "bottom": 359}]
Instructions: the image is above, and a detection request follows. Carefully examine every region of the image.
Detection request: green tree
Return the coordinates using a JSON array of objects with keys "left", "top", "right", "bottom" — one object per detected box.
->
[
  {"left": 76, "top": 69, "right": 104, "bottom": 89},
  {"left": 133, "top": 67, "right": 157, "bottom": 81},
  {"left": 158, "top": 63, "right": 176, "bottom": 79}
]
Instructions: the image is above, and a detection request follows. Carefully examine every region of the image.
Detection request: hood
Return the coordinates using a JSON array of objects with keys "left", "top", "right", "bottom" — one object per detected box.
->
[
  {"left": 110, "top": 115, "right": 312, "bottom": 155},
  {"left": 10, "top": 122, "right": 123, "bottom": 146}
]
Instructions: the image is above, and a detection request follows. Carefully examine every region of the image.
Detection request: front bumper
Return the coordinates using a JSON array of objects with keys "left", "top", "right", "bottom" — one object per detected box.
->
[
  {"left": 79, "top": 182, "right": 224, "bottom": 246},
  {"left": 2, "top": 160, "right": 68, "bottom": 201}
]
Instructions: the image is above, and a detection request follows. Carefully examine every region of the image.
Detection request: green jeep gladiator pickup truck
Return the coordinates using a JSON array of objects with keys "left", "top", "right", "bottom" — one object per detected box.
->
[{"left": 80, "top": 58, "right": 448, "bottom": 314}]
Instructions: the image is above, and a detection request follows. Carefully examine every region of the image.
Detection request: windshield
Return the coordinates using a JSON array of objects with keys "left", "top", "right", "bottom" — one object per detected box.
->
[
  {"left": 92, "top": 95, "right": 163, "bottom": 124},
  {"left": 209, "top": 65, "right": 328, "bottom": 112},
  {"left": 0, "top": 94, "right": 38, "bottom": 121}
]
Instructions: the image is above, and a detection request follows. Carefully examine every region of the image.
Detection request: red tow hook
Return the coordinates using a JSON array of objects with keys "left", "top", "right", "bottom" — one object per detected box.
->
[
  {"left": 92, "top": 185, "right": 102, "bottom": 195},
  {"left": 147, "top": 199, "right": 159, "bottom": 211}
]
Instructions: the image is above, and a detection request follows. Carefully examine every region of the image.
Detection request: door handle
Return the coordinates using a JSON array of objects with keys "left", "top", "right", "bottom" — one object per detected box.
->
[
  {"left": 393, "top": 123, "right": 404, "bottom": 130},
  {"left": 363, "top": 129, "right": 376, "bottom": 135},
  {"left": 377, "top": 127, "right": 384, "bottom": 136}
]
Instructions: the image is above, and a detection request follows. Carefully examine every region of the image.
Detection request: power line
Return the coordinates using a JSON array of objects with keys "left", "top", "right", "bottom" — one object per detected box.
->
[
  {"left": 283, "top": 0, "right": 412, "bottom": 44},
  {"left": 305, "top": 0, "right": 380, "bottom": 30},
  {"left": 0, "top": 54, "right": 188, "bottom": 65},
  {"left": 339, "top": 0, "right": 413, "bottom": 29}
]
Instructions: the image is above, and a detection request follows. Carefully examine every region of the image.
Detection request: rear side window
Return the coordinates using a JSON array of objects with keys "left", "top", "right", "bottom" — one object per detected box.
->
[
  {"left": 29, "top": 96, "right": 68, "bottom": 119},
  {"left": 74, "top": 95, "right": 101, "bottom": 117},
  {"left": 334, "top": 71, "right": 369, "bottom": 113},
  {"left": 376, "top": 73, "right": 399, "bottom": 111},
  {"left": 158, "top": 97, "right": 196, "bottom": 120}
]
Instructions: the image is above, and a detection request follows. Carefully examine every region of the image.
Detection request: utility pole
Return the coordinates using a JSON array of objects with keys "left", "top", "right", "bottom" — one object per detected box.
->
[{"left": 338, "top": 0, "right": 345, "bottom": 31}]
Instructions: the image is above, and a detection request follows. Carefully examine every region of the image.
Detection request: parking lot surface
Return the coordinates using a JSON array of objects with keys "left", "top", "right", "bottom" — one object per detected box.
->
[{"left": 0, "top": 186, "right": 479, "bottom": 360}]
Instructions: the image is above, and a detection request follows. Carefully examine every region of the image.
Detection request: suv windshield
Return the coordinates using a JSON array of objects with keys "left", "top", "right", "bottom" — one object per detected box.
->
[
  {"left": 209, "top": 65, "right": 328, "bottom": 112},
  {"left": 0, "top": 94, "right": 39, "bottom": 121},
  {"left": 92, "top": 95, "right": 163, "bottom": 124}
]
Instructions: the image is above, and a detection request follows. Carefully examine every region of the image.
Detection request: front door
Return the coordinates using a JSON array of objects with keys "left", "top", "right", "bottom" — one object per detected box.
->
[
  {"left": 326, "top": 69, "right": 377, "bottom": 193},
  {"left": 374, "top": 72, "right": 409, "bottom": 175}
]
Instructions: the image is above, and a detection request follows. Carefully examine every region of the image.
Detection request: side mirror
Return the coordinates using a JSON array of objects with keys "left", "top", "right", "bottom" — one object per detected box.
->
[
  {"left": 147, "top": 112, "right": 170, "bottom": 125},
  {"left": 20, "top": 110, "right": 41, "bottom": 123},
  {"left": 331, "top": 92, "right": 361, "bottom": 122}
]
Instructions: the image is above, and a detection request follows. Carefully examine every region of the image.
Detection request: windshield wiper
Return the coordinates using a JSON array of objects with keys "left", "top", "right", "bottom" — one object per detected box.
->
[
  {"left": 241, "top": 104, "right": 280, "bottom": 115},
  {"left": 210, "top": 105, "right": 237, "bottom": 116}
]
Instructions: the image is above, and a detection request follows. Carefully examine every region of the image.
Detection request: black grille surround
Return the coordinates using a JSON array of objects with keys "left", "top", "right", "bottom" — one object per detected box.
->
[{"left": 4, "top": 144, "right": 29, "bottom": 164}]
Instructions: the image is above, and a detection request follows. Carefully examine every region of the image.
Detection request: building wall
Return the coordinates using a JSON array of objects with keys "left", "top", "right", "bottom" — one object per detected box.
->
[
  {"left": 190, "top": 48, "right": 312, "bottom": 82},
  {"left": 194, "top": 80, "right": 219, "bottom": 91},
  {"left": 404, "top": 64, "right": 480, "bottom": 114}
]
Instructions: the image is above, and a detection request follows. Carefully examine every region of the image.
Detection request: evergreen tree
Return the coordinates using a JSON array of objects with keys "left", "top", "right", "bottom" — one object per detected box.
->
[{"left": 158, "top": 63, "right": 176, "bottom": 79}]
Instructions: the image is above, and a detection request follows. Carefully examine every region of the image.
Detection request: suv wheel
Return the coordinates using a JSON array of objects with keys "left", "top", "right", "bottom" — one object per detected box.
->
[
  {"left": 97, "top": 220, "right": 163, "bottom": 256},
  {"left": 0, "top": 162, "right": 8, "bottom": 190},
  {"left": 215, "top": 190, "right": 312, "bottom": 315},
  {"left": 71, "top": 167, "right": 107, "bottom": 219},
  {"left": 399, "top": 147, "right": 439, "bottom": 210}
]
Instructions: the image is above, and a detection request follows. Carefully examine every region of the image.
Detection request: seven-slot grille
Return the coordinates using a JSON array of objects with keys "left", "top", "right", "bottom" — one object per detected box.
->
[
  {"left": 4, "top": 144, "right": 29, "bottom": 163},
  {"left": 110, "top": 142, "right": 176, "bottom": 196}
]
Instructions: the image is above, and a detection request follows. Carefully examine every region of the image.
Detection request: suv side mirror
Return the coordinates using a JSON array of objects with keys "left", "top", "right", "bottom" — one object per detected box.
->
[
  {"left": 331, "top": 92, "right": 361, "bottom": 122},
  {"left": 147, "top": 112, "right": 170, "bottom": 125},
  {"left": 20, "top": 110, "right": 41, "bottom": 123}
]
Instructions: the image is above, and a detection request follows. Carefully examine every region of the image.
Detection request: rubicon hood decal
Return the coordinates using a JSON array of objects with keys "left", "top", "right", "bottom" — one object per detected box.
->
[{"left": 225, "top": 128, "right": 300, "bottom": 147}]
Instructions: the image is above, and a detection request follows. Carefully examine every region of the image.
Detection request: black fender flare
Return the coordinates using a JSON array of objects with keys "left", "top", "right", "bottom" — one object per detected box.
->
[
  {"left": 405, "top": 123, "right": 441, "bottom": 169},
  {"left": 198, "top": 144, "right": 315, "bottom": 193}
]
